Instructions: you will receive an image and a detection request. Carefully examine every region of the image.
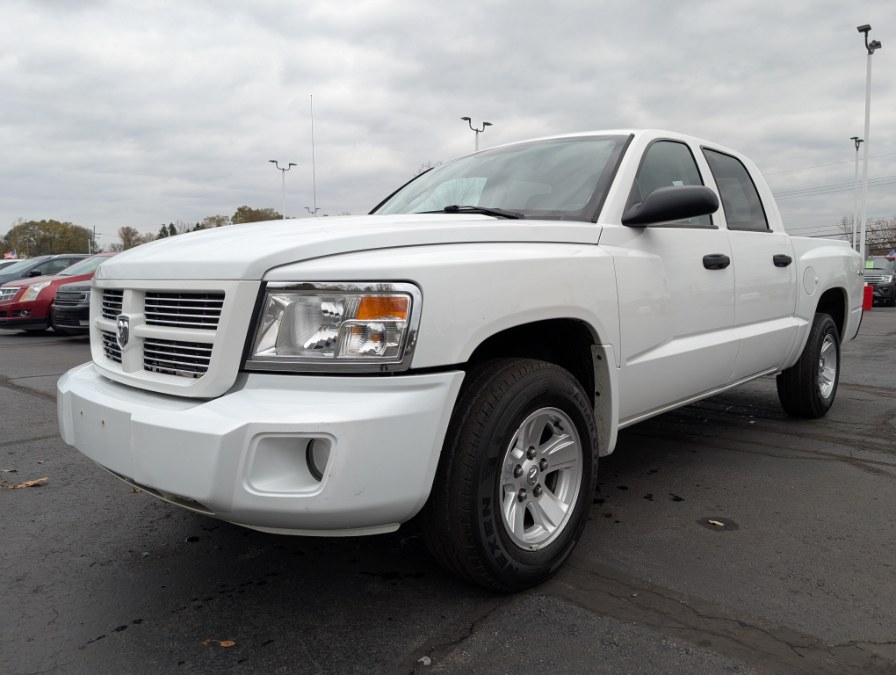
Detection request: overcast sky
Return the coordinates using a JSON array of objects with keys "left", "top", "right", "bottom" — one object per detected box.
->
[{"left": 1, "top": 0, "right": 894, "bottom": 247}]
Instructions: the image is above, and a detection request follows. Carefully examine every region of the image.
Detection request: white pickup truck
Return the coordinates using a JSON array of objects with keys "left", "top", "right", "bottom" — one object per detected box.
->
[{"left": 58, "top": 129, "right": 863, "bottom": 591}]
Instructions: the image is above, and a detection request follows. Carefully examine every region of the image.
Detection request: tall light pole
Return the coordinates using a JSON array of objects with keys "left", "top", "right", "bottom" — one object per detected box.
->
[
  {"left": 461, "top": 116, "right": 492, "bottom": 151},
  {"left": 857, "top": 24, "right": 881, "bottom": 261},
  {"left": 850, "top": 136, "right": 863, "bottom": 249},
  {"left": 310, "top": 94, "right": 318, "bottom": 217},
  {"left": 268, "top": 160, "right": 297, "bottom": 219}
]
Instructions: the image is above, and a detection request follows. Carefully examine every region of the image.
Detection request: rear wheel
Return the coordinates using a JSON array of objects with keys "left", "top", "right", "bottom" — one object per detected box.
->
[
  {"left": 421, "top": 359, "right": 597, "bottom": 592},
  {"left": 776, "top": 313, "right": 840, "bottom": 418}
]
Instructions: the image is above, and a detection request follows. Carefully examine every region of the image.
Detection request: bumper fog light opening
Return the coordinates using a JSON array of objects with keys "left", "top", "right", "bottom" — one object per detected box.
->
[{"left": 306, "top": 439, "right": 330, "bottom": 482}]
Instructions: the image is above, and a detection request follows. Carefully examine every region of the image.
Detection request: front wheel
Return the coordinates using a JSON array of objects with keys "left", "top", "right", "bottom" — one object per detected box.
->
[
  {"left": 776, "top": 313, "right": 840, "bottom": 418},
  {"left": 421, "top": 359, "right": 597, "bottom": 592}
]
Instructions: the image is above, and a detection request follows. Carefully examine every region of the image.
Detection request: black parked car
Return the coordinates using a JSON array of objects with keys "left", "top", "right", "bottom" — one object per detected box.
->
[
  {"left": 864, "top": 257, "right": 896, "bottom": 307},
  {"left": 50, "top": 281, "right": 92, "bottom": 334}
]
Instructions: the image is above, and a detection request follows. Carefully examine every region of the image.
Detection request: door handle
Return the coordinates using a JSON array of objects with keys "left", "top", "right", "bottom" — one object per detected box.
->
[
  {"left": 773, "top": 254, "right": 793, "bottom": 267},
  {"left": 703, "top": 254, "right": 731, "bottom": 270}
]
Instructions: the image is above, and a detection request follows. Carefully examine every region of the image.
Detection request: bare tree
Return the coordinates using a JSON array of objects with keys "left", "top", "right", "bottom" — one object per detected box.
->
[
  {"left": 117, "top": 226, "right": 155, "bottom": 250},
  {"left": 840, "top": 215, "right": 896, "bottom": 255}
]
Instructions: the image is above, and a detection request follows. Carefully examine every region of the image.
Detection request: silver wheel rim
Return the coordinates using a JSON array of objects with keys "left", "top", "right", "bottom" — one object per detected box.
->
[
  {"left": 499, "top": 407, "right": 583, "bottom": 551},
  {"left": 817, "top": 334, "right": 837, "bottom": 399}
]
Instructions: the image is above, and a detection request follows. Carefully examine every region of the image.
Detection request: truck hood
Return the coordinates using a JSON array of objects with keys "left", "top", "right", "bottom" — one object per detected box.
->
[{"left": 95, "top": 214, "right": 602, "bottom": 281}]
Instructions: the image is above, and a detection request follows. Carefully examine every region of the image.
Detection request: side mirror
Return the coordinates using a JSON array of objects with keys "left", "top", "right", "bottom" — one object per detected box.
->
[
  {"left": 622, "top": 185, "right": 719, "bottom": 227},
  {"left": 29, "top": 269, "right": 42, "bottom": 277}
]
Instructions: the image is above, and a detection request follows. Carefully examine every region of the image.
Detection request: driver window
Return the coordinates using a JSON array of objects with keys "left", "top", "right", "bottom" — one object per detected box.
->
[{"left": 628, "top": 141, "right": 712, "bottom": 227}]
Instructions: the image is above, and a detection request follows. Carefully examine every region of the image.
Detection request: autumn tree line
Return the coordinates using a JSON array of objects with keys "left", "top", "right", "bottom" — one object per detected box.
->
[
  {"left": 2, "top": 206, "right": 284, "bottom": 257},
  {"left": 6, "top": 209, "right": 896, "bottom": 259}
]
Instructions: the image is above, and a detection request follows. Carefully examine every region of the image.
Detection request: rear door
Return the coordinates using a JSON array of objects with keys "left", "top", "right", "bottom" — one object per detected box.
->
[{"left": 702, "top": 149, "right": 797, "bottom": 381}]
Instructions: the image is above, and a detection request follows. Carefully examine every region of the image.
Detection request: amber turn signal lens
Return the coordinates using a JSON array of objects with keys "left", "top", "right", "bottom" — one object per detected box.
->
[{"left": 356, "top": 295, "right": 409, "bottom": 320}]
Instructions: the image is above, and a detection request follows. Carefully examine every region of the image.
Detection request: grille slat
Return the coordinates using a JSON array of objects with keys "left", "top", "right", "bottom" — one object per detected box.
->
[
  {"left": 102, "top": 289, "right": 123, "bottom": 319},
  {"left": 145, "top": 292, "right": 224, "bottom": 329},
  {"left": 144, "top": 338, "right": 213, "bottom": 378},
  {"left": 101, "top": 330, "right": 122, "bottom": 363}
]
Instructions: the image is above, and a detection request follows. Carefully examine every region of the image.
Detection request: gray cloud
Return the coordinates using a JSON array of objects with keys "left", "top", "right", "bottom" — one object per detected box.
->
[{"left": 1, "top": 0, "right": 894, "bottom": 246}]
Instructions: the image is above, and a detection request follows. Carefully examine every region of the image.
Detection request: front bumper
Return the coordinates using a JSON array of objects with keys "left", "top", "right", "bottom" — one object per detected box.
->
[
  {"left": 0, "top": 300, "right": 49, "bottom": 330},
  {"left": 869, "top": 282, "right": 895, "bottom": 302},
  {"left": 58, "top": 363, "right": 464, "bottom": 535},
  {"left": 51, "top": 305, "right": 90, "bottom": 333},
  {"left": 0, "top": 315, "right": 48, "bottom": 330}
]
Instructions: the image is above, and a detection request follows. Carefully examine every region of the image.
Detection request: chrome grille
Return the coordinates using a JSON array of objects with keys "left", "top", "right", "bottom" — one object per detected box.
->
[
  {"left": 101, "top": 330, "right": 122, "bottom": 363},
  {"left": 144, "top": 338, "right": 213, "bottom": 378},
  {"left": 102, "top": 289, "right": 123, "bottom": 319},
  {"left": 54, "top": 287, "right": 90, "bottom": 307},
  {"left": 90, "top": 281, "right": 247, "bottom": 397},
  {"left": 0, "top": 287, "right": 19, "bottom": 302},
  {"left": 144, "top": 292, "right": 224, "bottom": 329},
  {"left": 864, "top": 274, "right": 893, "bottom": 285}
]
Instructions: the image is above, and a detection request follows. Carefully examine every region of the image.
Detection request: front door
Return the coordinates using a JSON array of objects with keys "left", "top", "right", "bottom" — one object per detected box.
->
[{"left": 602, "top": 140, "right": 738, "bottom": 423}]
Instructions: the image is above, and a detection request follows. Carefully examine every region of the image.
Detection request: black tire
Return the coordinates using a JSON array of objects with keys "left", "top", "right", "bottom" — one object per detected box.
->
[
  {"left": 420, "top": 359, "right": 598, "bottom": 592},
  {"left": 776, "top": 313, "right": 840, "bottom": 418}
]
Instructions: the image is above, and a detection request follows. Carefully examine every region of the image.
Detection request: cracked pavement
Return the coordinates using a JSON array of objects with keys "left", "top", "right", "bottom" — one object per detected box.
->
[{"left": 2, "top": 308, "right": 895, "bottom": 674}]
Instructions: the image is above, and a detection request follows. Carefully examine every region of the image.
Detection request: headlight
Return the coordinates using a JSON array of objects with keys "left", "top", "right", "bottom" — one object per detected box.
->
[
  {"left": 245, "top": 282, "right": 422, "bottom": 372},
  {"left": 883, "top": 275, "right": 895, "bottom": 283},
  {"left": 22, "top": 281, "right": 52, "bottom": 302}
]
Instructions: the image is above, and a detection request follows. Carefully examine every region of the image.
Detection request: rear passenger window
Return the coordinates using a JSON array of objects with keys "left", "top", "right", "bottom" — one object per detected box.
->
[
  {"left": 703, "top": 149, "right": 769, "bottom": 232},
  {"left": 45, "top": 260, "right": 71, "bottom": 274},
  {"left": 628, "top": 140, "right": 711, "bottom": 227}
]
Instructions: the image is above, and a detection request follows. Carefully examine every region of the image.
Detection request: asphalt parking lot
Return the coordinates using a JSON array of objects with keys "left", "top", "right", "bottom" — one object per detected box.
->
[{"left": 2, "top": 308, "right": 895, "bottom": 674}]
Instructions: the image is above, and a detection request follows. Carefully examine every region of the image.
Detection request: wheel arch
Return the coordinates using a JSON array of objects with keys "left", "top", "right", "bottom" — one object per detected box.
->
[
  {"left": 815, "top": 287, "right": 846, "bottom": 341},
  {"left": 464, "top": 318, "right": 617, "bottom": 456}
]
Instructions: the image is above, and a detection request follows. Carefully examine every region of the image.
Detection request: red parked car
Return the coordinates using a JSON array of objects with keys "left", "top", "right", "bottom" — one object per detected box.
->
[{"left": 0, "top": 253, "right": 116, "bottom": 332}]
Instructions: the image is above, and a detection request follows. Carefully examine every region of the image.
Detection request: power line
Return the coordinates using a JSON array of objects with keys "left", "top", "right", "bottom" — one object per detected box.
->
[
  {"left": 764, "top": 151, "right": 896, "bottom": 175},
  {"left": 772, "top": 175, "right": 896, "bottom": 200}
]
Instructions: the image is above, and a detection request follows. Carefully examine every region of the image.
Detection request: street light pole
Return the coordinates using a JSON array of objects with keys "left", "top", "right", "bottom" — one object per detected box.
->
[
  {"left": 268, "top": 160, "right": 297, "bottom": 219},
  {"left": 460, "top": 116, "right": 492, "bottom": 151},
  {"left": 850, "top": 136, "right": 863, "bottom": 250},
  {"left": 310, "top": 94, "right": 318, "bottom": 216},
  {"left": 857, "top": 24, "right": 881, "bottom": 261}
]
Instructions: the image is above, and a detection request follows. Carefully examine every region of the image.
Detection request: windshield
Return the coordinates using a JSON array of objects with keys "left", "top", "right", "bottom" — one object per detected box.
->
[
  {"left": 58, "top": 254, "right": 112, "bottom": 276},
  {"left": 373, "top": 135, "right": 629, "bottom": 221},
  {"left": 866, "top": 257, "right": 896, "bottom": 271}
]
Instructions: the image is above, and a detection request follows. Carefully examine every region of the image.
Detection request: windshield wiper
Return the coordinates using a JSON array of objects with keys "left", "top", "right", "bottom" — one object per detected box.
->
[{"left": 423, "top": 204, "right": 523, "bottom": 219}]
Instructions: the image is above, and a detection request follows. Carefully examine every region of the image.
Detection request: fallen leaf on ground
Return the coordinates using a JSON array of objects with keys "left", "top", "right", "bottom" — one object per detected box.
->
[
  {"left": 708, "top": 519, "right": 725, "bottom": 527},
  {"left": 0, "top": 476, "right": 49, "bottom": 489},
  {"left": 202, "top": 639, "right": 236, "bottom": 648}
]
